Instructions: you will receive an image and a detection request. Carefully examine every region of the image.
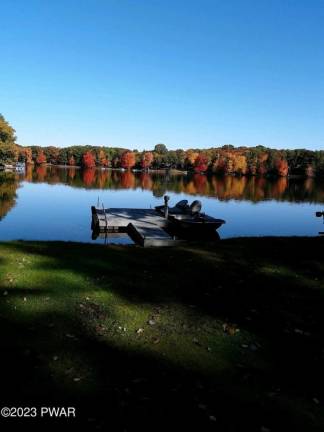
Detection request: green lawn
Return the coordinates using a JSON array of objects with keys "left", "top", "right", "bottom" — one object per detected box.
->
[{"left": 0, "top": 238, "right": 324, "bottom": 431}]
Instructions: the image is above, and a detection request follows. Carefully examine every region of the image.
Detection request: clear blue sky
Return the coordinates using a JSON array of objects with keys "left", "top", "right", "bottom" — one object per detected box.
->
[{"left": 1, "top": 0, "right": 323, "bottom": 150}]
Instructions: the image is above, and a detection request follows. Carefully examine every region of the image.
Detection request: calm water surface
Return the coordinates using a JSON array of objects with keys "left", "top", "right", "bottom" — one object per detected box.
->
[{"left": 0, "top": 166, "right": 323, "bottom": 244}]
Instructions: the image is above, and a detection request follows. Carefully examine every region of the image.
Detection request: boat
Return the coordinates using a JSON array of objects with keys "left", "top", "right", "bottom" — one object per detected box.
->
[{"left": 155, "top": 197, "right": 225, "bottom": 232}]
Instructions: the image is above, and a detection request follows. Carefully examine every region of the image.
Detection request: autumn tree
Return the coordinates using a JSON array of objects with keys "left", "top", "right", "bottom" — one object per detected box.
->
[
  {"left": 141, "top": 151, "right": 154, "bottom": 169},
  {"left": 36, "top": 150, "right": 47, "bottom": 165},
  {"left": 97, "top": 149, "right": 109, "bottom": 167},
  {"left": 24, "top": 148, "right": 33, "bottom": 164},
  {"left": 185, "top": 150, "right": 199, "bottom": 168},
  {"left": 233, "top": 154, "right": 248, "bottom": 175},
  {"left": 46, "top": 146, "right": 60, "bottom": 164},
  {"left": 121, "top": 151, "right": 136, "bottom": 169},
  {"left": 212, "top": 156, "right": 226, "bottom": 175},
  {"left": 275, "top": 159, "right": 289, "bottom": 177},
  {"left": 68, "top": 155, "right": 76, "bottom": 166},
  {"left": 194, "top": 154, "right": 209, "bottom": 173},
  {"left": 82, "top": 151, "right": 95, "bottom": 168}
]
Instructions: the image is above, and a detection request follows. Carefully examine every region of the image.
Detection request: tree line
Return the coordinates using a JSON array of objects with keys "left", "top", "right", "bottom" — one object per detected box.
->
[{"left": 1, "top": 114, "right": 324, "bottom": 177}]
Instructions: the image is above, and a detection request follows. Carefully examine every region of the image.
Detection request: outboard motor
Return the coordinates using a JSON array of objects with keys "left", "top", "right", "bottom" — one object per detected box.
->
[
  {"left": 190, "top": 200, "right": 202, "bottom": 215},
  {"left": 316, "top": 211, "right": 324, "bottom": 235}
]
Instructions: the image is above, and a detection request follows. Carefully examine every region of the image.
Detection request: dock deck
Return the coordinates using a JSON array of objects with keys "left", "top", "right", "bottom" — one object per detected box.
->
[{"left": 91, "top": 207, "right": 178, "bottom": 247}]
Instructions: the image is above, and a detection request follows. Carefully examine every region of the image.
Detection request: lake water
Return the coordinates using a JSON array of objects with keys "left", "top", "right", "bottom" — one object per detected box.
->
[{"left": 0, "top": 166, "right": 323, "bottom": 244}]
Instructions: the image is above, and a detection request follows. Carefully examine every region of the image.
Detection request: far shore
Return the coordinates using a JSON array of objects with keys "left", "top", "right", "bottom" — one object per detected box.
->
[{"left": 6, "top": 163, "right": 318, "bottom": 179}]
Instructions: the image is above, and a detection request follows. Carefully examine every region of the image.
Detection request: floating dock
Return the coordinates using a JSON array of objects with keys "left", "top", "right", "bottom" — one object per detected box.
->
[{"left": 91, "top": 207, "right": 179, "bottom": 247}]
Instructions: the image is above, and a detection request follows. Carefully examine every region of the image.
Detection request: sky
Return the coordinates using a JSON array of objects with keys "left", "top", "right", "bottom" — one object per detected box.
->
[{"left": 0, "top": 0, "right": 323, "bottom": 151}]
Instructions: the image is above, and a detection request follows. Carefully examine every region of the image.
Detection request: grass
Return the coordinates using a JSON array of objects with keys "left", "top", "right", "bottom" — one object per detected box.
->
[{"left": 0, "top": 237, "right": 324, "bottom": 431}]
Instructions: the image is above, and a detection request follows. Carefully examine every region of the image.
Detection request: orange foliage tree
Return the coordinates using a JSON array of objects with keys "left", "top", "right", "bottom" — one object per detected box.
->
[
  {"left": 185, "top": 150, "right": 199, "bottom": 167},
  {"left": 98, "top": 149, "right": 109, "bottom": 167},
  {"left": 141, "top": 151, "right": 154, "bottom": 169},
  {"left": 121, "top": 151, "right": 136, "bottom": 169},
  {"left": 233, "top": 155, "right": 248, "bottom": 175},
  {"left": 275, "top": 159, "right": 289, "bottom": 176},
  {"left": 36, "top": 150, "right": 46, "bottom": 165},
  {"left": 24, "top": 147, "right": 33, "bottom": 164},
  {"left": 68, "top": 155, "right": 76, "bottom": 166},
  {"left": 82, "top": 151, "right": 95, "bottom": 168}
]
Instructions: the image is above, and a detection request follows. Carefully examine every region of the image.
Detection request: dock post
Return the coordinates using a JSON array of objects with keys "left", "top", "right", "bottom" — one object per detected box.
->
[{"left": 164, "top": 195, "right": 170, "bottom": 219}]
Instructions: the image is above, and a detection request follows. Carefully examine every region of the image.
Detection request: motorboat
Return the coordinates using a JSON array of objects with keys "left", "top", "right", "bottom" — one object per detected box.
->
[{"left": 155, "top": 197, "right": 225, "bottom": 232}]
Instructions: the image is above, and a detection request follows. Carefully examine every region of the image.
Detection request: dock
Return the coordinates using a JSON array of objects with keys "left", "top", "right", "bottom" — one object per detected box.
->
[{"left": 91, "top": 207, "right": 179, "bottom": 247}]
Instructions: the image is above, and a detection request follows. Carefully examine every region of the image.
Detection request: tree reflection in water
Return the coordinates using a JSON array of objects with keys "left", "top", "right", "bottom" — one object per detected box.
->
[
  {"left": 1, "top": 166, "right": 324, "bottom": 211},
  {"left": 0, "top": 172, "right": 20, "bottom": 220}
]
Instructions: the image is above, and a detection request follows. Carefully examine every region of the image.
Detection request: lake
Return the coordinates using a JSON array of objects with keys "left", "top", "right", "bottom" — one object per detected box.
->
[{"left": 0, "top": 165, "right": 323, "bottom": 244}]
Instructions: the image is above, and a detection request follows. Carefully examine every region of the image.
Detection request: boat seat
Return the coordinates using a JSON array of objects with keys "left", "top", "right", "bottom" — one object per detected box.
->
[{"left": 175, "top": 200, "right": 189, "bottom": 210}]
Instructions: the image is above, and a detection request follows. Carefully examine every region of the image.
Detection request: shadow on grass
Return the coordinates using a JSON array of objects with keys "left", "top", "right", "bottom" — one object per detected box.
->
[{"left": 0, "top": 237, "right": 324, "bottom": 431}]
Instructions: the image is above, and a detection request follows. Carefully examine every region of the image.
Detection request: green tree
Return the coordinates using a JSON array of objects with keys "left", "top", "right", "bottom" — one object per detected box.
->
[
  {"left": 154, "top": 143, "right": 168, "bottom": 154},
  {"left": 0, "top": 114, "right": 18, "bottom": 164},
  {"left": 0, "top": 114, "right": 16, "bottom": 146}
]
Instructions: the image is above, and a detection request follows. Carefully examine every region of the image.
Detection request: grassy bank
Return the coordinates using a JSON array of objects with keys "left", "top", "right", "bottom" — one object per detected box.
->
[{"left": 0, "top": 238, "right": 324, "bottom": 431}]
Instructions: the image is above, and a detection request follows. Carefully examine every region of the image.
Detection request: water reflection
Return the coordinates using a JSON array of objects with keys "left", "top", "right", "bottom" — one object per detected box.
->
[
  {"left": 0, "top": 172, "right": 20, "bottom": 220},
  {"left": 0, "top": 166, "right": 323, "bottom": 243},
  {"left": 15, "top": 166, "right": 324, "bottom": 203}
]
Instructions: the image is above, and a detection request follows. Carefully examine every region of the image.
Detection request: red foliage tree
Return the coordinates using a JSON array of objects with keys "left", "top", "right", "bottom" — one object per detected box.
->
[
  {"left": 36, "top": 150, "right": 46, "bottom": 165},
  {"left": 275, "top": 159, "right": 289, "bottom": 177},
  {"left": 121, "top": 151, "right": 136, "bottom": 169},
  {"left": 194, "top": 154, "right": 208, "bottom": 173},
  {"left": 82, "top": 151, "right": 95, "bottom": 168},
  {"left": 141, "top": 152, "right": 154, "bottom": 169}
]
